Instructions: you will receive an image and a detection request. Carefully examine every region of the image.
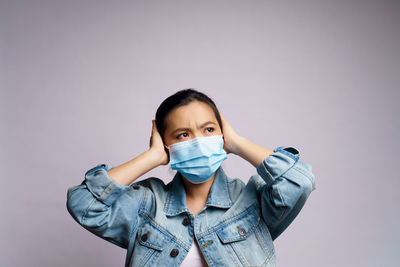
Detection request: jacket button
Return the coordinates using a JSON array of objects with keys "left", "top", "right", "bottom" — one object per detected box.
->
[
  {"left": 141, "top": 233, "right": 148, "bottom": 242},
  {"left": 170, "top": 248, "right": 179, "bottom": 257},
  {"left": 182, "top": 217, "right": 190, "bottom": 226},
  {"left": 238, "top": 227, "right": 246, "bottom": 236}
]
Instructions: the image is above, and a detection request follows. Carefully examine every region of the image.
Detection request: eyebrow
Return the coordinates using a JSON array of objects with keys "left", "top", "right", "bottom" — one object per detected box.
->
[{"left": 170, "top": 121, "right": 217, "bottom": 136}]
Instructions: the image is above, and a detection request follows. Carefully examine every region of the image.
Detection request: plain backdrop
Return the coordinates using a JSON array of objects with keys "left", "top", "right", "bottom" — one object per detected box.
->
[{"left": 1, "top": 0, "right": 399, "bottom": 266}]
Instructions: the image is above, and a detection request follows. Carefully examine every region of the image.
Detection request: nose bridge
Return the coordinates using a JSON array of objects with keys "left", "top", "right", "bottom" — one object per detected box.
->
[{"left": 192, "top": 124, "right": 205, "bottom": 138}]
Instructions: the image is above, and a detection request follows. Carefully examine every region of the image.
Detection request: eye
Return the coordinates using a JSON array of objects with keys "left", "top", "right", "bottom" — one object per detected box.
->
[
  {"left": 205, "top": 127, "right": 214, "bottom": 134},
  {"left": 176, "top": 132, "right": 189, "bottom": 140}
]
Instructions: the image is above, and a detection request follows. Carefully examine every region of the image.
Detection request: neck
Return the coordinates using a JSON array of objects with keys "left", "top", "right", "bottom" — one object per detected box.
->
[{"left": 182, "top": 173, "right": 216, "bottom": 206}]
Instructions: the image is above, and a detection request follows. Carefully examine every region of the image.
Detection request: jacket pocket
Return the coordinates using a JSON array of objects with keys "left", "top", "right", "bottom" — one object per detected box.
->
[
  {"left": 216, "top": 207, "right": 275, "bottom": 267},
  {"left": 131, "top": 222, "right": 168, "bottom": 267}
]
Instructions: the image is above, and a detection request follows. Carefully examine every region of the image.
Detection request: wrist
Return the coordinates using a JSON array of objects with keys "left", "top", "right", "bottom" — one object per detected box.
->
[
  {"left": 229, "top": 135, "right": 247, "bottom": 156},
  {"left": 147, "top": 148, "right": 168, "bottom": 167},
  {"left": 231, "top": 136, "right": 274, "bottom": 167}
]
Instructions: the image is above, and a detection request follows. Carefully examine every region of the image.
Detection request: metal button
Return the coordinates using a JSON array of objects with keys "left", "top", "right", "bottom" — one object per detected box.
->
[
  {"left": 141, "top": 232, "right": 148, "bottom": 242},
  {"left": 170, "top": 248, "right": 179, "bottom": 257},
  {"left": 182, "top": 217, "right": 190, "bottom": 226},
  {"left": 237, "top": 226, "right": 246, "bottom": 236}
]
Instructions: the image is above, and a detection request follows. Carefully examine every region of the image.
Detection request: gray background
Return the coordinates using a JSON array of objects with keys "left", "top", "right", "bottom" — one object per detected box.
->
[{"left": 1, "top": 0, "right": 399, "bottom": 266}]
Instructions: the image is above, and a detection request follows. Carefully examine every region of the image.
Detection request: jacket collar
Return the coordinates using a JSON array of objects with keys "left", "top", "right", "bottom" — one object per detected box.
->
[{"left": 164, "top": 167, "right": 233, "bottom": 216}]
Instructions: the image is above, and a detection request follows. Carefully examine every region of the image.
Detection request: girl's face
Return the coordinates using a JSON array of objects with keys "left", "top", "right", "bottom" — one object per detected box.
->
[{"left": 163, "top": 101, "right": 222, "bottom": 147}]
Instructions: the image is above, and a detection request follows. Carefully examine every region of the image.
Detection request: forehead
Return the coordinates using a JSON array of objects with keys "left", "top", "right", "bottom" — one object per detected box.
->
[{"left": 165, "top": 101, "right": 217, "bottom": 129}]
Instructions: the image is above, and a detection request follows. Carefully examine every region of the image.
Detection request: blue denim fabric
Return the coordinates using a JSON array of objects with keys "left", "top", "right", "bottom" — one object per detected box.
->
[{"left": 67, "top": 146, "right": 315, "bottom": 267}]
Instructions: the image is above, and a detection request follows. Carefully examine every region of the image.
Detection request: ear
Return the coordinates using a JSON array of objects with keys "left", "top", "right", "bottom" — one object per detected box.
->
[{"left": 164, "top": 144, "right": 170, "bottom": 155}]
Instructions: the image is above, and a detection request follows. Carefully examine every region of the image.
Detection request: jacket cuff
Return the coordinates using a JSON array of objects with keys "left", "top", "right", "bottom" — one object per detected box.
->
[
  {"left": 256, "top": 146, "right": 299, "bottom": 187},
  {"left": 84, "top": 164, "right": 131, "bottom": 206}
]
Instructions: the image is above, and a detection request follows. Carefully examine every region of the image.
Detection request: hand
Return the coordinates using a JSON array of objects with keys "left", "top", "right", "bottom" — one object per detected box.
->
[
  {"left": 220, "top": 114, "right": 241, "bottom": 155},
  {"left": 149, "top": 120, "right": 169, "bottom": 165},
  {"left": 220, "top": 114, "right": 274, "bottom": 167}
]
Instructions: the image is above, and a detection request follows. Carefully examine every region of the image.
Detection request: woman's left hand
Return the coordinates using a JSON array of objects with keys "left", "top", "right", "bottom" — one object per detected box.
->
[
  {"left": 220, "top": 114, "right": 241, "bottom": 155},
  {"left": 220, "top": 114, "right": 274, "bottom": 167}
]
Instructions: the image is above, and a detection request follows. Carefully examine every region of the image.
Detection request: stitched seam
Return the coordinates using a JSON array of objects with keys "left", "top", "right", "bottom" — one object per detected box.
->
[
  {"left": 136, "top": 218, "right": 167, "bottom": 251},
  {"left": 138, "top": 210, "right": 189, "bottom": 250},
  {"left": 231, "top": 242, "right": 249, "bottom": 266},
  {"left": 226, "top": 179, "right": 233, "bottom": 205},
  {"left": 276, "top": 184, "right": 286, "bottom": 208},
  {"left": 218, "top": 216, "right": 260, "bottom": 243},
  {"left": 137, "top": 248, "right": 154, "bottom": 266},
  {"left": 261, "top": 162, "right": 274, "bottom": 184},
  {"left": 260, "top": 249, "right": 274, "bottom": 266},
  {"left": 217, "top": 204, "right": 257, "bottom": 228},
  {"left": 81, "top": 197, "right": 127, "bottom": 248},
  {"left": 255, "top": 226, "right": 268, "bottom": 254},
  {"left": 164, "top": 189, "right": 172, "bottom": 214},
  {"left": 99, "top": 182, "right": 114, "bottom": 201},
  {"left": 263, "top": 156, "right": 298, "bottom": 180},
  {"left": 255, "top": 225, "right": 274, "bottom": 263},
  {"left": 164, "top": 190, "right": 189, "bottom": 216},
  {"left": 197, "top": 203, "right": 259, "bottom": 239},
  {"left": 271, "top": 203, "right": 289, "bottom": 229},
  {"left": 128, "top": 188, "right": 147, "bottom": 241},
  {"left": 200, "top": 243, "right": 215, "bottom": 267},
  {"left": 225, "top": 242, "right": 240, "bottom": 266},
  {"left": 81, "top": 197, "right": 96, "bottom": 225},
  {"left": 276, "top": 148, "right": 299, "bottom": 162},
  {"left": 292, "top": 165, "right": 314, "bottom": 186}
]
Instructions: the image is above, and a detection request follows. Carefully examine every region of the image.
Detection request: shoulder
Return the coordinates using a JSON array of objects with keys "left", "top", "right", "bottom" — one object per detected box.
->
[
  {"left": 134, "top": 176, "right": 167, "bottom": 187},
  {"left": 127, "top": 177, "right": 171, "bottom": 214},
  {"left": 247, "top": 174, "right": 268, "bottom": 191},
  {"left": 226, "top": 176, "right": 245, "bottom": 188},
  {"left": 131, "top": 177, "right": 169, "bottom": 194},
  {"left": 226, "top": 174, "right": 266, "bottom": 195},
  {"left": 225, "top": 176, "right": 246, "bottom": 201},
  {"left": 223, "top": 173, "right": 267, "bottom": 212}
]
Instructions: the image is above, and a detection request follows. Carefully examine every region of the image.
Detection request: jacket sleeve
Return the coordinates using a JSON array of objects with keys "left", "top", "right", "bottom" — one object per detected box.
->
[
  {"left": 66, "top": 164, "right": 148, "bottom": 248},
  {"left": 256, "top": 146, "right": 316, "bottom": 241}
]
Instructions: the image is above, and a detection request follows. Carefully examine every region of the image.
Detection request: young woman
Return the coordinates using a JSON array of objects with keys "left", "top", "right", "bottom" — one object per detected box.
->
[{"left": 67, "top": 89, "right": 316, "bottom": 267}]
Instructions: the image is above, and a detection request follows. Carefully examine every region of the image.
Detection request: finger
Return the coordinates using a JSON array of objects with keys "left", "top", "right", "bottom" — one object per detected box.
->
[
  {"left": 150, "top": 121, "right": 155, "bottom": 147},
  {"left": 220, "top": 115, "right": 229, "bottom": 127}
]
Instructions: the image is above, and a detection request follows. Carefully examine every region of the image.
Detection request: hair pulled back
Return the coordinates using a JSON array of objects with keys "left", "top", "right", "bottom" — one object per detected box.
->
[{"left": 155, "top": 88, "right": 222, "bottom": 142}]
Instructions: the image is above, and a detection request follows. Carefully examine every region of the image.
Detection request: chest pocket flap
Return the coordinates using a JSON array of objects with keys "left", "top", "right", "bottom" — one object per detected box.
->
[
  {"left": 216, "top": 208, "right": 260, "bottom": 243},
  {"left": 137, "top": 222, "right": 167, "bottom": 251}
]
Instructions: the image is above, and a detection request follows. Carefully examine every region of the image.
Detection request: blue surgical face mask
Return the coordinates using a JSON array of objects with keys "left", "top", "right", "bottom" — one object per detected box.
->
[{"left": 165, "top": 135, "right": 227, "bottom": 184}]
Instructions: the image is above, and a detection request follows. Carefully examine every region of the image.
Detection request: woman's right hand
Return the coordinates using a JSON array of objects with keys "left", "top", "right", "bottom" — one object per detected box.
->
[{"left": 149, "top": 120, "right": 169, "bottom": 166}]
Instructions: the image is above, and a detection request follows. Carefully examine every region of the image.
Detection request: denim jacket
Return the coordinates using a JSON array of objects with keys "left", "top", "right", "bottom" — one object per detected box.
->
[{"left": 66, "top": 146, "right": 316, "bottom": 267}]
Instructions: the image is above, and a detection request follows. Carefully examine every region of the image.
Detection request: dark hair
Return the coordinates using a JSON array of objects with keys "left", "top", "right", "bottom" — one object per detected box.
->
[{"left": 155, "top": 88, "right": 222, "bottom": 142}]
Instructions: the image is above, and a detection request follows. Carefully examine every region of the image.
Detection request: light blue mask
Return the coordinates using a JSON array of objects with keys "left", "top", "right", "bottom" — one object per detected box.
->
[{"left": 165, "top": 135, "right": 227, "bottom": 184}]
